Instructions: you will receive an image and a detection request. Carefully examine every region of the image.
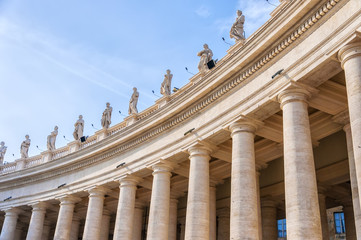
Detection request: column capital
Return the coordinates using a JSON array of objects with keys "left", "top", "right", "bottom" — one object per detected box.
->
[
  {"left": 261, "top": 199, "right": 277, "bottom": 208},
  {"left": 30, "top": 201, "right": 49, "bottom": 211},
  {"left": 229, "top": 121, "right": 257, "bottom": 137},
  {"left": 187, "top": 143, "right": 212, "bottom": 158},
  {"left": 338, "top": 41, "right": 361, "bottom": 69},
  {"left": 3, "top": 207, "right": 22, "bottom": 216},
  {"left": 86, "top": 185, "right": 109, "bottom": 197},
  {"left": 57, "top": 195, "right": 82, "bottom": 205},
  {"left": 278, "top": 87, "right": 312, "bottom": 109},
  {"left": 117, "top": 174, "right": 142, "bottom": 187},
  {"left": 332, "top": 110, "right": 350, "bottom": 126}
]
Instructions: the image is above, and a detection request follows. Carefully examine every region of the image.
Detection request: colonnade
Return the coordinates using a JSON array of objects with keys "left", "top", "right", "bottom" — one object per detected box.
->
[{"left": 1, "top": 43, "right": 361, "bottom": 240}]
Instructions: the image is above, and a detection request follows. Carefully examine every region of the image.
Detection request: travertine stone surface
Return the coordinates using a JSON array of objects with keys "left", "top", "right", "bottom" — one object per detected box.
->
[
  {"left": 343, "top": 202, "right": 357, "bottom": 240},
  {"left": 147, "top": 164, "right": 173, "bottom": 240},
  {"left": 229, "top": 122, "right": 259, "bottom": 240},
  {"left": 73, "top": 115, "right": 84, "bottom": 141},
  {"left": 344, "top": 124, "right": 361, "bottom": 239},
  {"left": 209, "top": 184, "right": 216, "bottom": 240},
  {"left": 261, "top": 200, "right": 277, "bottom": 240},
  {"left": 161, "top": 69, "right": 173, "bottom": 96},
  {"left": 0, "top": 208, "right": 21, "bottom": 240},
  {"left": 197, "top": 44, "right": 213, "bottom": 74},
  {"left": 184, "top": 145, "right": 211, "bottom": 240},
  {"left": 128, "top": 88, "right": 139, "bottom": 115},
  {"left": 26, "top": 202, "right": 48, "bottom": 240},
  {"left": 217, "top": 208, "right": 230, "bottom": 240},
  {"left": 20, "top": 135, "right": 31, "bottom": 158},
  {"left": 179, "top": 217, "right": 186, "bottom": 240},
  {"left": 318, "top": 192, "right": 330, "bottom": 240},
  {"left": 278, "top": 88, "right": 322, "bottom": 240},
  {"left": 82, "top": 186, "right": 108, "bottom": 240},
  {"left": 113, "top": 175, "right": 141, "bottom": 240},
  {"left": 101, "top": 102, "right": 112, "bottom": 129},
  {"left": 132, "top": 203, "right": 144, "bottom": 240},
  {"left": 41, "top": 221, "right": 51, "bottom": 240},
  {"left": 53, "top": 195, "right": 81, "bottom": 240},
  {"left": 47, "top": 126, "right": 58, "bottom": 151},
  {"left": 69, "top": 217, "right": 81, "bottom": 240},
  {"left": 339, "top": 42, "right": 361, "bottom": 211},
  {"left": 168, "top": 198, "right": 178, "bottom": 240},
  {"left": 230, "top": 10, "right": 245, "bottom": 42},
  {"left": 99, "top": 210, "right": 111, "bottom": 240}
]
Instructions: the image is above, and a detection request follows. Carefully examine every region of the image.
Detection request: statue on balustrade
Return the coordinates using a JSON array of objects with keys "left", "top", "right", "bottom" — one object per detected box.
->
[
  {"left": 160, "top": 69, "right": 173, "bottom": 96},
  {"left": 128, "top": 87, "right": 139, "bottom": 115},
  {"left": 20, "top": 135, "right": 31, "bottom": 158},
  {"left": 230, "top": 10, "right": 245, "bottom": 42},
  {"left": 0, "top": 141, "right": 7, "bottom": 164},
  {"left": 73, "top": 115, "right": 84, "bottom": 140},
  {"left": 101, "top": 102, "right": 113, "bottom": 129},
  {"left": 197, "top": 44, "right": 213, "bottom": 74},
  {"left": 47, "top": 126, "right": 58, "bottom": 151}
]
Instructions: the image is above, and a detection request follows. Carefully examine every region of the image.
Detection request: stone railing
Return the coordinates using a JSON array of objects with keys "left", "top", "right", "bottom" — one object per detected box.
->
[
  {"left": 107, "top": 122, "right": 127, "bottom": 136},
  {"left": 52, "top": 146, "right": 69, "bottom": 160},
  {"left": 0, "top": 162, "right": 17, "bottom": 174},
  {"left": 25, "top": 155, "right": 44, "bottom": 168},
  {"left": 80, "top": 135, "right": 98, "bottom": 150},
  {"left": 137, "top": 105, "right": 159, "bottom": 120}
]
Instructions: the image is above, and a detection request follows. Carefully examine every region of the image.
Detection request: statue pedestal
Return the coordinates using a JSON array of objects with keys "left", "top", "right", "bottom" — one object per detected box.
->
[
  {"left": 155, "top": 95, "right": 172, "bottom": 108},
  {"left": 15, "top": 158, "right": 26, "bottom": 171},
  {"left": 227, "top": 39, "right": 245, "bottom": 54},
  {"left": 95, "top": 128, "right": 108, "bottom": 141},
  {"left": 67, "top": 141, "right": 80, "bottom": 154},
  {"left": 41, "top": 150, "right": 53, "bottom": 163},
  {"left": 125, "top": 114, "right": 139, "bottom": 126}
]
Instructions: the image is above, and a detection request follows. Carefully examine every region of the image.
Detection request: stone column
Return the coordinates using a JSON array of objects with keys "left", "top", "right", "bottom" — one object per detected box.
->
[
  {"left": 318, "top": 191, "right": 330, "bottom": 240},
  {"left": 0, "top": 208, "right": 21, "bottom": 240},
  {"left": 256, "top": 167, "right": 263, "bottom": 240},
  {"left": 184, "top": 144, "right": 211, "bottom": 240},
  {"left": 229, "top": 121, "right": 259, "bottom": 240},
  {"left": 99, "top": 210, "right": 111, "bottom": 240},
  {"left": 132, "top": 203, "right": 144, "bottom": 240},
  {"left": 41, "top": 220, "right": 51, "bottom": 240},
  {"left": 14, "top": 224, "right": 24, "bottom": 240},
  {"left": 26, "top": 202, "right": 48, "bottom": 240},
  {"left": 53, "top": 195, "right": 81, "bottom": 240},
  {"left": 168, "top": 198, "right": 178, "bottom": 240},
  {"left": 217, "top": 208, "right": 230, "bottom": 240},
  {"left": 278, "top": 88, "right": 322, "bottom": 239},
  {"left": 209, "top": 184, "right": 216, "bottom": 240},
  {"left": 113, "top": 175, "right": 141, "bottom": 240},
  {"left": 82, "top": 186, "right": 108, "bottom": 240},
  {"left": 261, "top": 200, "right": 277, "bottom": 240},
  {"left": 343, "top": 202, "right": 357, "bottom": 240},
  {"left": 344, "top": 124, "right": 361, "bottom": 238},
  {"left": 179, "top": 217, "right": 186, "bottom": 240},
  {"left": 339, "top": 42, "right": 361, "bottom": 209},
  {"left": 147, "top": 163, "right": 173, "bottom": 240},
  {"left": 69, "top": 216, "right": 81, "bottom": 240}
]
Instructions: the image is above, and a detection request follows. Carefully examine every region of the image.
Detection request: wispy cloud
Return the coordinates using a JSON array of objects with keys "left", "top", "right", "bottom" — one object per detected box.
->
[{"left": 195, "top": 5, "right": 211, "bottom": 18}]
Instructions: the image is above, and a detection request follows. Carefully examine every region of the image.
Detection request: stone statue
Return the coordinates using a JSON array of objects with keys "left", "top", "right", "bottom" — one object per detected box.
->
[
  {"left": 197, "top": 44, "right": 213, "bottom": 74},
  {"left": 47, "top": 126, "right": 58, "bottom": 151},
  {"left": 73, "top": 115, "right": 84, "bottom": 140},
  {"left": 0, "top": 141, "right": 7, "bottom": 164},
  {"left": 20, "top": 135, "right": 31, "bottom": 158},
  {"left": 128, "top": 87, "right": 139, "bottom": 115},
  {"left": 230, "top": 10, "right": 245, "bottom": 42},
  {"left": 160, "top": 69, "right": 173, "bottom": 96},
  {"left": 101, "top": 102, "right": 113, "bottom": 129}
]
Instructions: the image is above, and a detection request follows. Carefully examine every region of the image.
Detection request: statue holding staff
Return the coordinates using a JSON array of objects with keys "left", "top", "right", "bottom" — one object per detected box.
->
[{"left": 101, "top": 102, "right": 113, "bottom": 129}]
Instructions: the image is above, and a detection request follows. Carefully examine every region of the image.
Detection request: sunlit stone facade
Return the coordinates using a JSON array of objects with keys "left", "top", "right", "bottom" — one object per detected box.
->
[{"left": 1, "top": 0, "right": 361, "bottom": 239}]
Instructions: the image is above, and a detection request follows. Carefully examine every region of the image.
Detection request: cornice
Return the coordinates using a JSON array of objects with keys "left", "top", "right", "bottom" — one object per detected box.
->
[{"left": 0, "top": 0, "right": 343, "bottom": 188}]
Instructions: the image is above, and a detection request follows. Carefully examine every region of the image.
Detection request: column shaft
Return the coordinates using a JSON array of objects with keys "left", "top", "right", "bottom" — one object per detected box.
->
[
  {"left": 261, "top": 201, "right": 277, "bottom": 240},
  {"left": 54, "top": 196, "right": 81, "bottom": 240},
  {"left": 339, "top": 42, "right": 361, "bottom": 210},
  {"left": 0, "top": 208, "right": 21, "bottom": 240},
  {"left": 344, "top": 124, "right": 361, "bottom": 238},
  {"left": 147, "top": 164, "right": 172, "bottom": 240},
  {"left": 168, "top": 199, "right": 178, "bottom": 240},
  {"left": 318, "top": 193, "right": 330, "bottom": 240},
  {"left": 344, "top": 204, "right": 357, "bottom": 240},
  {"left": 184, "top": 145, "right": 211, "bottom": 240},
  {"left": 69, "top": 218, "right": 81, "bottom": 240},
  {"left": 279, "top": 89, "right": 322, "bottom": 239},
  {"left": 132, "top": 205, "right": 143, "bottom": 240},
  {"left": 26, "top": 202, "right": 48, "bottom": 240},
  {"left": 209, "top": 185, "right": 216, "bottom": 240},
  {"left": 230, "top": 122, "right": 259, "bottom": 240},
  {"left": 113, "top": 176, "right": 140, "bottom": 240},
  {"left": 99, "top": 212, "right": 111, "bottom": 240},
  {"left": 217, "top": 208, "right": 230, "bottom": 240},
  {"left": 41, "top": 223, "right": 51, "bottom": 240},
  {"left": 82, "top": 186, "right": 108, "bottom": 240}
]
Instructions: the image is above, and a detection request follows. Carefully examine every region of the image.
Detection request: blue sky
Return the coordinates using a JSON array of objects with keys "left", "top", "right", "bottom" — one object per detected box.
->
[{"left": 0, "top": 0, "right": 277, "bottom": 162}]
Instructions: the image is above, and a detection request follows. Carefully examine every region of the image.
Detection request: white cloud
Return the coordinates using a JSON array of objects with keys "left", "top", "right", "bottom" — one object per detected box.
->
[{"left": 195, "top": 5, "right": 211, "bottom": 18}]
